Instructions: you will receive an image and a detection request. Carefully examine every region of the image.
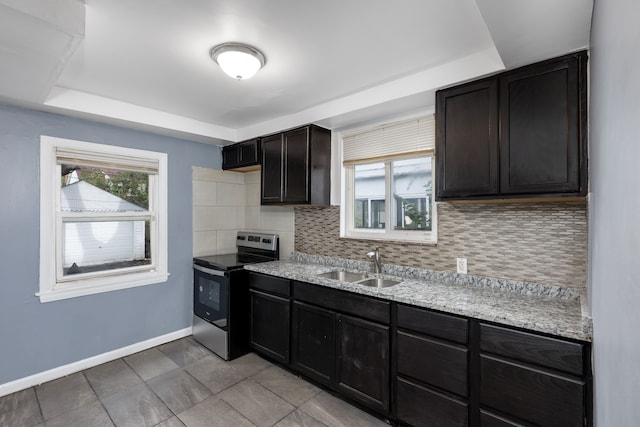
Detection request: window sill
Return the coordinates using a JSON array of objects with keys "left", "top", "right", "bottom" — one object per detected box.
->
[{"left": 37, "top": 271, "right": 169, "bottom": 303}]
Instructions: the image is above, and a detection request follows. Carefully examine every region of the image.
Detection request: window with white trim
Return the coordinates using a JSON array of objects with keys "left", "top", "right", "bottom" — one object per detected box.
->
[
  {"left": 39, "top": 136, "right": 168, "bottom": 302},
  {"left": 342, "top": 116, "right": 436, "bottom": 243}
]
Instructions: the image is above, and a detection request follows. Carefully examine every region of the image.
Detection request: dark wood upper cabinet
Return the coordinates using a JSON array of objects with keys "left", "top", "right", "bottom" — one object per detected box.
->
[
  {"left": 283, "top": 127, "right": 311, "bottom": 203},
  {"left": 222, "top": 138, "right": 260, "bottom": 170},
  {"left": 436, "top": 51, "right": 588, "bottom": 201},
  {"left": 500, "top": 54, "right": 585, "bottom": 195},
  {"left": 436, "top": 78, "right": 499, "bottom": 199},
  {"left": 260, "top": 133, "right": 284, "bottom": 203},
  {"left": 261, "top": 124, "right": 331, "bottom": 205}
]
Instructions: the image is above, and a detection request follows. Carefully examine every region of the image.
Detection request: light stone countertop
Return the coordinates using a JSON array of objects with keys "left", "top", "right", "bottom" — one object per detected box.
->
[{"left": 245, "top": 253, "right": 592, "bottom": 342}]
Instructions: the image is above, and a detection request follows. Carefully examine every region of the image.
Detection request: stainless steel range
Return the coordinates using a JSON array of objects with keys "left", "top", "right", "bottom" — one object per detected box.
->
[{"left": 192, "top": 231, "right": 279, "bottom": 360}]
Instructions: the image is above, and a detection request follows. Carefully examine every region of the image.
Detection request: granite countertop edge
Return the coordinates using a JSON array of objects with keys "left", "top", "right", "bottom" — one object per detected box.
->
[{"left": 245, "top": 253, "right": 592, "bottom": 342}]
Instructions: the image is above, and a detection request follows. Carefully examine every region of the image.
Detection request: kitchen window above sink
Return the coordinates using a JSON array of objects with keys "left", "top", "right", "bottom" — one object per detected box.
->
[{"left": 340, "top": 116, "right": 437, "bottom": 244}]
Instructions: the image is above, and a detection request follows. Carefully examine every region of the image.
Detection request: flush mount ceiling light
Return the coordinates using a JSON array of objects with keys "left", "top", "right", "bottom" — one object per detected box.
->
[{"left": 210, "top": 42, "right": 266, "bottom": 80}]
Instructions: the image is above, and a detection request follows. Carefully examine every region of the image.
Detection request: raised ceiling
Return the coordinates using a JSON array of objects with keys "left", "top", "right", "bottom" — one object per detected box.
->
[{"left": 0, "top": 0, "right": 592, "bottom": 144}]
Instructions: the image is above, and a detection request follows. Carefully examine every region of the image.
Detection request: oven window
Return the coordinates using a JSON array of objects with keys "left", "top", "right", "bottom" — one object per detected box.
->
[
  {"left": 199, "top": 280, "right": 220, "bottom": 310},
  {"left": 196, "top": 275, "right": 228, "bottom": 328}
]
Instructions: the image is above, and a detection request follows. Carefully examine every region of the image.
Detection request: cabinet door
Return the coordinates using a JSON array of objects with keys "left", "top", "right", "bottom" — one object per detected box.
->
[
  {"left": 221, "top": 144, "right": 239, "bottom": 170},
  {"left": 436, "top": 78, "right": 498, "bottom": 199},
  {"left": 336, "top": 314, "right": 390, "bottom": 413},
  {"left": 499, "top": 53, "right": 584, "bottom": 195},
  {"left": 250, "top": 289, "right": 290, "bottom": 364},
  {"left": 261, "top": 133, "right": 284, "bottom": 203},
  {"left": 291, "top": 301, "right": 335, "bottom": 385},
  {"left": 238, "top": 138, "right": 259, "bottom": 167},
  {"left": 283, "top": 127, "right": 310, "bottom": 203}
]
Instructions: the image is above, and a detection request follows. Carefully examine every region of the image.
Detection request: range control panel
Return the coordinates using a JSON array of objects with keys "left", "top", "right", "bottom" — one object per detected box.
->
[{"left": 236, "top": 231, "right": 279, "bottom": 252}]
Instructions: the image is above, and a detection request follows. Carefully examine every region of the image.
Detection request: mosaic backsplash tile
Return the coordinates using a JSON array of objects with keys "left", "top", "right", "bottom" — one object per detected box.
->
[{"left": 294, "top": 201, "right": 588, "bottom": 289}]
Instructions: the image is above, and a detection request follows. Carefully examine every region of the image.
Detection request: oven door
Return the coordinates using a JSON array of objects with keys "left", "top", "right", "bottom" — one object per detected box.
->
[{"left": 193, "top": 264, "right": 229, "bottom": 328}]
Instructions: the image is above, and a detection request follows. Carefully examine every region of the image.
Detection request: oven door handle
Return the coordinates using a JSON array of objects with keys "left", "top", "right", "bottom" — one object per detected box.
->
[{"left": 193, "top": 264, "right": 227, "bottom": 277}]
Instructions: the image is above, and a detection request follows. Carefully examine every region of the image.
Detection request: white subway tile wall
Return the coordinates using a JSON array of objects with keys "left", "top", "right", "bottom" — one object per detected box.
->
[{"left": 192, "top": 168, "right": 295, "bottom": 258}]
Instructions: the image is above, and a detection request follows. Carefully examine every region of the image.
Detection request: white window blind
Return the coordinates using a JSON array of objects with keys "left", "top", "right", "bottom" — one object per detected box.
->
[
  {"left": 343, "top": 115, "right": 435, "bottom": 163},
  {"left": 56, "top": 147, "right": 159, "bottom": 173}
]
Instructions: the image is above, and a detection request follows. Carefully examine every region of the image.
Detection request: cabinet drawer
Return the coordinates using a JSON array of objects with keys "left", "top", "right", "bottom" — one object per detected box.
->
[
  {"left": 249, "top": 273, "right": 290, "bottom": 297},
  {"left": 397, "top": 378, "right": 468, "bottom": 427},
  {"left": 397, "top": 331, "right": 468, "bottom": 397},
  {"left": 480, "top": 355, "right": 585, "bottom": 427},
  {"left": 293, "top": 281, "right": 390, "bottom": 324},
  {"left": 480, "top": 323, "right": 585, "bottom": 375},
  {"left": 397, "top": 304, "right": 468, "bottom": 344},
  {"left": 480, "top": 410, "right": 526, "bottom": 427}
]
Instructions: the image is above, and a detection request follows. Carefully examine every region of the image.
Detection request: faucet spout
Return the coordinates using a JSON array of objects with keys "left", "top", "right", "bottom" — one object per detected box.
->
[{"left": 366, "top": 247, "right": 382, "bottom": 273}]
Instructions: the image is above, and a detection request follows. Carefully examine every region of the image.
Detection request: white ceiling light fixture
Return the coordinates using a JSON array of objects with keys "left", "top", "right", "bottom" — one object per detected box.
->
[{"left": 210, "top": 42, "right": 266, "bottom": 80}]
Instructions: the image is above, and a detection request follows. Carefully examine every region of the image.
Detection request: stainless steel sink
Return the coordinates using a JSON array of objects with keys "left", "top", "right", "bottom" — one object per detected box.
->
[
  {"left": 356, "top": 278, "right": 402, "bottom": 288},
  {"left": 316, "top": 270, "right": 369, "bottom": 282}
]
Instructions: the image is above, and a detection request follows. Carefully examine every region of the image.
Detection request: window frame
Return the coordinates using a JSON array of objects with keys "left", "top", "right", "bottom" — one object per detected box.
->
[
  {"left": 343, "top": 154, "right": 437, "bottom": 243},
  {"left": 39, "top": 136, "right": 168, "bottom": 303}
]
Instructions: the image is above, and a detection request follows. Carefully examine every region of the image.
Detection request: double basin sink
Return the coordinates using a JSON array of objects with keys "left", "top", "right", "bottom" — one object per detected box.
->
[{"left": 316, "top": 270, "right": 401, "bottom": 288}]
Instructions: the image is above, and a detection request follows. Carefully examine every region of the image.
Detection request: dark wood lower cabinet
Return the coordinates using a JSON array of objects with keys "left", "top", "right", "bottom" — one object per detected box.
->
[
  {"left": 290, "top": 281, "right": 391, "bottom": 415},
  {"left": 249, "top": 289, "right": 290, "bottom": 364},
  {"left": 480, "top": 355, "right": 586, "bottom": 427},
  {"left": 395, "top": 306, "right": 590, "bottom": 427},
  {"left": 248, "top": 275, "right": 591, "bottom": 427},
  {"left": 336, "top": 314, "right": 390, "bottom": 412},
  {"left": 291, "top": 301, "right": 335, "bottom": 385},
  {"left": 397, "top": 378, "right": 468, "bottom": 427}
]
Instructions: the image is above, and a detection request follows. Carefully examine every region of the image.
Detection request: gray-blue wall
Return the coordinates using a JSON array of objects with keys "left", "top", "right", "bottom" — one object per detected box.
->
[
  {"left": 0, "top": 103, "right": 221, "bottom": 384},
  {"left": 590, "top": 0, "right": 640, "bottom": 425}
]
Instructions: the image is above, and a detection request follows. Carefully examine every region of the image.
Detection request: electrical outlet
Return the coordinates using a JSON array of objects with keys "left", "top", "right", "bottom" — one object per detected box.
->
[{"left": 456, "top": 257, "right": 467, "bottom": 274}]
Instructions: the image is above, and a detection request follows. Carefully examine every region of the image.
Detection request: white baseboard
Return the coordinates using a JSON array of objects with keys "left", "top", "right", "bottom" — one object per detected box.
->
[{"left": 0, "top": 326, "right": 192, "bottom": 398}]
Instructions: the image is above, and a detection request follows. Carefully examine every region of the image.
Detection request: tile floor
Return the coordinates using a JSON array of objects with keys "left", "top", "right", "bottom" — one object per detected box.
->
[{"left": 0, "top": 337, "right": 390, "bottom": 427}]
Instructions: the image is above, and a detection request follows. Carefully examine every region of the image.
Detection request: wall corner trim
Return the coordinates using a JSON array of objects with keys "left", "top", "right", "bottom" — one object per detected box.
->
[{"left": 0, "top": 326, "right": 192, "bottom": 398}]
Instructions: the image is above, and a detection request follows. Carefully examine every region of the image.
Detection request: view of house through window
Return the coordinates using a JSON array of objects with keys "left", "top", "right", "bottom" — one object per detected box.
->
[
  {"left": 40, "top": 135, "right": 168, "bottom": 302},
  {"left": 391, "top": 158, "right": 432, "bottom": 231},
  {"left": 60, "top": 165, "right": 152, "bottom": 277},
  {"left": 342, "top": 115, "right": 436, "bottom": 242},
  {"left": 353, "top": 156, "right": 432, "bottom": 233},
  {"left": 354, "top": 162, "right": 385, "bottom": 228}
]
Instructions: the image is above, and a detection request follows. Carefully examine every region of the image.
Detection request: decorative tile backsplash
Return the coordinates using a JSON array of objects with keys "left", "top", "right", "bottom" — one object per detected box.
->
[{"left": 294, "top": 201, "right": 588, "bottom": 289}]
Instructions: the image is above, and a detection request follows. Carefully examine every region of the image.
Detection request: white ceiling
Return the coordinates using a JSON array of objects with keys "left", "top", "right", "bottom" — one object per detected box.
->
[{"left": 0, "top": 0, "right": 592, "bottom": 145}]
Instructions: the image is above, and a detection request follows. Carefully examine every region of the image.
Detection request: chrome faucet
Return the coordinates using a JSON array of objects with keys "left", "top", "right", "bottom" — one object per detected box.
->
[{"left": 367, "top": 247, "right": 382, "bottom": 273}]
